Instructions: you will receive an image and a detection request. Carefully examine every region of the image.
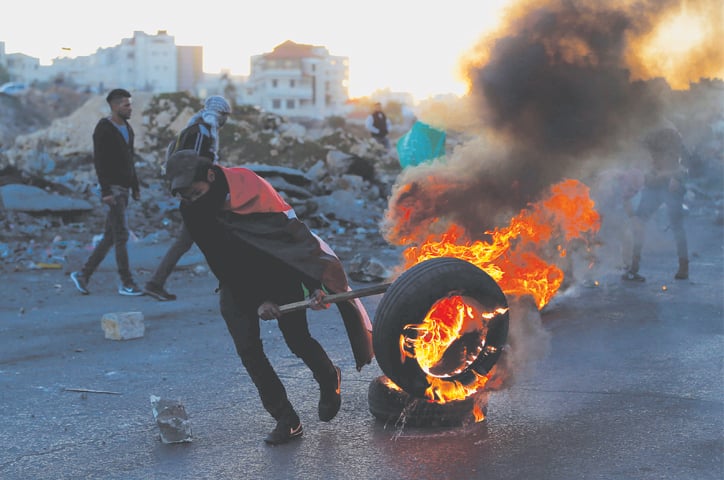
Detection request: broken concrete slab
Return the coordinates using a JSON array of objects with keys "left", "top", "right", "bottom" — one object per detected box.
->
[
  {"left": 244, "top": 163, "right": 313, "bottom": 186},
  {"left": 348, "top": 254, "right": 394, "bottom": 282},
  {"left": 315, "top": 190, "right": 376, "bottom": 225},
  {"left": 0, "top": 184, "right": 93, "bottom": 213},
  {"left": 262, "top": 176, "right": 313, "bottom": 199},
  {"left": 101, "top": 311, "right": 145, "bottom": 340},
  {"left": 150, "top": 395, "right": 192, "bottom": 444}
]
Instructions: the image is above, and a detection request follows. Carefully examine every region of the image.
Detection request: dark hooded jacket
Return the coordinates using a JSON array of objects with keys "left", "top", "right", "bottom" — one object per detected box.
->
[
  {"left": 166, "top": 120, "right": 217, "bottom": 162},
  {"left": 92, "top": 117, "right": 138, "bottom": 197},
  {"left": 181, "top": 166, "right": 374, "bottom": 370}
]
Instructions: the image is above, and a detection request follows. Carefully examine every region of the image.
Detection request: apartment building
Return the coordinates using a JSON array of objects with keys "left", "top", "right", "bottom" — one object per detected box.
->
[
  {"left": 245, "top": 40, "right": 350, "bottom": 118},
  {"left": 1, "top": 31, "right": 182, "bottom": 93},
  {"left": 1, "top": 34, "right": 351, "bottom": 118}
]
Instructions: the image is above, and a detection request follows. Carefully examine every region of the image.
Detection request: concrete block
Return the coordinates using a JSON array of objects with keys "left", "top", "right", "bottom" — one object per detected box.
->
[
  {"left": 150, "top": 395, "right": 192, "bottom": 443},
  {"left": 101, "top": 311, "right": 145, "bottom": 340}
]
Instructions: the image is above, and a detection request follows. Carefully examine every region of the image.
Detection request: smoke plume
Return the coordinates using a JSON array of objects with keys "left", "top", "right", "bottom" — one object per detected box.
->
[{"left": 384, "top": 0, "right": 723, "bottom": 245}]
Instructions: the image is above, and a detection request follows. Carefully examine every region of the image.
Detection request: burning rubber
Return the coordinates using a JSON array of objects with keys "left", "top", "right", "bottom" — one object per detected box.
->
[
  {"left": 372, "top": 257, "right": 509, "bottom": 403},
  {"left": 279, "top": 256, "right": 509, "bottom": 427},
  {"left": 367, "top": 375, "right": 489, "bottom": 428}
]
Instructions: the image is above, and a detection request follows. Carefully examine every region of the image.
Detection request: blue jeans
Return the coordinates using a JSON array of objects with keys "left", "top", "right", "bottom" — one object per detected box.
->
[{"left": 80, "top": 185, "right": 134, "bottom": 285}]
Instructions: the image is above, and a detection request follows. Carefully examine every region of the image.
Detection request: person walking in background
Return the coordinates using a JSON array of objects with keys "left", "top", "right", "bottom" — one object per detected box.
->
[
  {"left": 143, "top": 95, "right": 232, "bottom": 301},
  {"left": 70, "top": 88, "right": 143, "bottom": 296},
  {"left": 365, "top": 101, "right": 391, "bottom": 150},
  {"left": 163, "top": 150, "right": 373, "bottom": 445},
  {"left": 622, "top": 126, "right": 690, "bottom": 282}
]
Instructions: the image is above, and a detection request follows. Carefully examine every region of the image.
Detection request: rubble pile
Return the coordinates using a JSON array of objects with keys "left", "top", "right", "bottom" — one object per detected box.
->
[
  {"left": 0, "top": 85, "right": 92, "bottom": 150},
  {"left": 0, "top": 90, "right": 402, "bottom": 276}
]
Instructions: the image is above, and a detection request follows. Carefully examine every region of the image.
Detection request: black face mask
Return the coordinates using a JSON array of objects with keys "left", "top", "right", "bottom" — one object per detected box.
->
[{"left": 181, "top": 167, "right": 229, "bottom": 220}]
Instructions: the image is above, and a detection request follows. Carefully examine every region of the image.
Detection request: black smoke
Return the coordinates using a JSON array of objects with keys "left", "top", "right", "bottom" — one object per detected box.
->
[{"left": 384, "top": 0, "right": 717, "bottom": 245}]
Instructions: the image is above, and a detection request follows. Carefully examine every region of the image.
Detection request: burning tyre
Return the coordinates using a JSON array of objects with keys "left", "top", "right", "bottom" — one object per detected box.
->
[
  {"left": 372, "top": 257, "right": 509, "bottom": 401},
  {"left": 367, "top": 375, "right": 488, "bottom": 428}
]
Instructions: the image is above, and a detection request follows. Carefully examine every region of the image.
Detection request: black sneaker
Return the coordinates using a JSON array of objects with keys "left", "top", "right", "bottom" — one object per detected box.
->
[
  {"left": 118, "top": 283, "right": 144, "bottom": 296},
  {"left": 319, "top": 366, "right": 341, "bottom": 422},
  {"left": 264, "top": 419, "right": 303, "bottom": 445},
  {"left": 70, "top": 271, "right": 89, "bottom": 295},
  {"left": 144, "top": 283, "right": 177, "bottom": 301}
]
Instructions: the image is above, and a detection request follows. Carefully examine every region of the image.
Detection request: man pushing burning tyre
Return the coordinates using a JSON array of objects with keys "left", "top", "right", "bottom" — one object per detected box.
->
[{"left": 164, "top": 150, "right": 373, "bottom": 445}]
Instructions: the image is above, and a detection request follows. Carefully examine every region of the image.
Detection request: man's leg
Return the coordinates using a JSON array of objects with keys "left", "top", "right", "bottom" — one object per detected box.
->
[
  {"left": 666, "top": 191, "right": 689, "bottom": 279},
  {"left": 278, "top": 309, "right": 337, "bottom": 385},
  {"left": 144, "top": 224, "right": 194, "bottom": 300},
  {"left": 278, "top": 309, "right": 341, "bottom": 422},
  {"left": 623, "top": 186, "right": 660, "bottom": 281},
  {"left": 77, "top": 206, "right": 115, "bottom": 282},
  {"left": 274, "top": 277, "right": 340, "bottom": 421},
  {"left": 107, "top": 191, "right": 135, "bottom": 288},
  {"left": 218, "top": 286, "right": 301, "bottom": 443}
]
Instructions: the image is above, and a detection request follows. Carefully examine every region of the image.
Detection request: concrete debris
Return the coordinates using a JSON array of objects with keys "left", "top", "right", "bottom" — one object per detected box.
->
[
  {"left": 101, "top": 311, "right": 145, "bottom": 340},
  {"left": 0, "top": 90, "right": 405, "bottom": 275},
  {"left": 0, "top": 184, "right": 93, "bottom": 212},
  {"left": 150, "top": 395, "right": 192, "bottom": 444},
  {"left": 244, "top": 163, "right": 313, "bottom": 185},
  {"left": 348, "top": 254, "right": 393, "bottom": 282},
  {"left": 315, "top": 190, "right": 376, "bottom": 224}
]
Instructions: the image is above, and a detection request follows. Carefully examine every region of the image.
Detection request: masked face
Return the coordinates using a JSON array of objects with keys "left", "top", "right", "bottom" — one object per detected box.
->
[
  {"left": 218, "top": 112, "right": 229, "bottom": 128},
  {"left": 202, "top": 110, "right": 229, "bottom": 129},
  {"left": 175, "top": 181, "right": 211, "bottom": 204},
  {"left": 179, "top": 170, "right": 228, "bottom": 215}
]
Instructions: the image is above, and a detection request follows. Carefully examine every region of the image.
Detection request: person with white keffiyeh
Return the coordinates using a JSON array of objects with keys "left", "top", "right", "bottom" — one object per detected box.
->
[{"left": 145, "top": 95, "right": 232, "bottom": 301}]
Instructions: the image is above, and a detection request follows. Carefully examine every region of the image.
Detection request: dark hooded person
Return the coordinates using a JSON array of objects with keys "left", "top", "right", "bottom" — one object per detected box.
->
[
  {"left": 164, "top": 150, "right": 373, "bottom": 445},
  {"left": 70, "top": 88, "right": 143, "bottom": 296},
  {"left": 623, "top": 127, "right": 690, "bottom": 282}
]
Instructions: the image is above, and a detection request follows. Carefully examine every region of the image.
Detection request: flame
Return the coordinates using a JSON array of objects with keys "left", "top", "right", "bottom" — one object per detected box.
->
[
  {"left": 380, "top": 375, "right": 487, "bottom": 423},
  {"left": 399, "top": 295, "right": 508, "bottom": 403},
  {"left": 472, "top": 400, "right": 486, "bottom": 423},
  {"left": 401, "top": 179, "right": 600, "bottom": 310},
  {"left": 401, "top": 296, "right": 477, "bottom": 377},
  {"left": 388, "top": 179, "right": 600, "bottom": 404}
]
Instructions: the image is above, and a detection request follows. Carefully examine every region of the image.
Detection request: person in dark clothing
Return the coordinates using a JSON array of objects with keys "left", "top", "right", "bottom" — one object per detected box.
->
[
  {"left": 164, "top": 149, "right": 374, "bottom": 445},
  {"left": 70, "top": 88, "right": 143, "bottom": 296},
  {"left": 365, "top": 102, "right": 391, "bottom": 150},
  {"left": 622, "top": 127, "right": 689, "bottom": 282},
  {"left": 144, "top": 95, "right": 231, "bottom": 301}
]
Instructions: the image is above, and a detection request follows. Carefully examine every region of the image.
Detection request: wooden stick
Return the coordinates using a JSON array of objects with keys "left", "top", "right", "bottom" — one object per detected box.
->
[
  {"left": 63, "top": 388, "right": 122, "bottom": 395},
  {"left": 277, "top": 282, "right": 392, "bottom": 314}
]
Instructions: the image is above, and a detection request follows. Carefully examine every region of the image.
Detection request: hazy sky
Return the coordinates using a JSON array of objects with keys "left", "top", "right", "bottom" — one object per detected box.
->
[{"left": 0, "top": 0, "right": 510, "bottom": 100}]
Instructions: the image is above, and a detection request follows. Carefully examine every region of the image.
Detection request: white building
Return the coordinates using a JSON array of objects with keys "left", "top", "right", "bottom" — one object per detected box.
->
[
  {"left": 1, "top": 34, "right": 352, "bottom": 118},
  {"left": 3, "top": 51, "right": 41, "bottom": 83},
  {"left": 245, "top": 40, "right": 350, "bottom": 118},
  {"left": 2, "top": 31, "right": 185, "bottom": 94}
]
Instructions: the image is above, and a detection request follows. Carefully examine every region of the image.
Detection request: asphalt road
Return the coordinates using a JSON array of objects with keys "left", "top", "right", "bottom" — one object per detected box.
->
[{"left": 1, "top": 208, "right": 722, "bottom": 480}]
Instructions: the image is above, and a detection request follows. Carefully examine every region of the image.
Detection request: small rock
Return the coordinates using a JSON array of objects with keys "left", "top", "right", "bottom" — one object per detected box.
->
[
  {"left": 101, "top": 312, "right": 145, "bottom": 340},
  {"left": 150, "top": 395, "right": 192, "bottom": 444}
]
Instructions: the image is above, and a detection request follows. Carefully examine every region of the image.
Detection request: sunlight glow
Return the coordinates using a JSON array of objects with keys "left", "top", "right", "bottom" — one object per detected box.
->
[{"left": 0, "top": 0, "right": 509, "bottom": 101}]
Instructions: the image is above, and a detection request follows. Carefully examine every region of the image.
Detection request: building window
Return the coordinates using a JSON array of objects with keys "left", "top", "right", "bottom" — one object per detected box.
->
[
  {"left": 286, "top": 99, "right": 295, "bottom": 109},
  {"left": 289, "top": 79, "right": 295, "bottom": 88},
  {"left": 272, "top": 99, "right": 281, "bottom": 109},
  {"left": 271, "top": 79, "right": 278, "bottom": 88}
]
